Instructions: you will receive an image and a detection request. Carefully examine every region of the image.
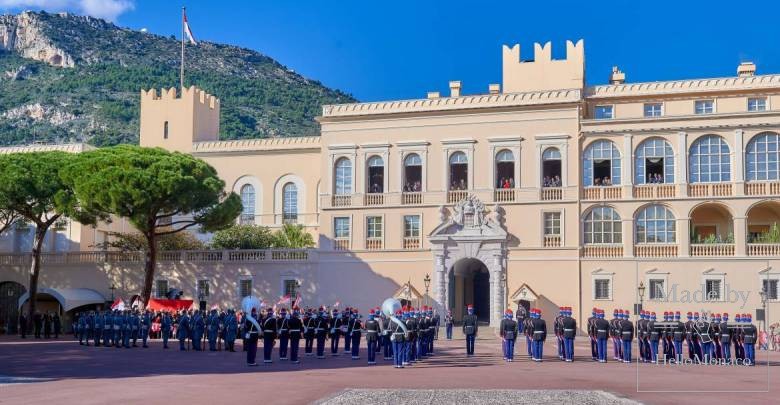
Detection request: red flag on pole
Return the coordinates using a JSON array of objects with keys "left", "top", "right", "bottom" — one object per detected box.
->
[{"left": 293, "top": 294, "right": 302, "bottom": 309}]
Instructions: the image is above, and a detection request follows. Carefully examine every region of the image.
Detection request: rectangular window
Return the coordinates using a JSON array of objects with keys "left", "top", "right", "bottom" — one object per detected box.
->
[
  {"left": 644, "top": 103, "right": 663, "bottom": 117},
  {"left": 649, "top": 279, "right": 665, "bottom": 300},
  {"left": 594, "top": 105, "right": 614, "bottom": 120},
  {"left": 695, "top": 100, "right": 714, "bottom": 114},
  {"left": 748, "top": 97, "right": 767, "bottom": 112},
  {"left": 239, "top": 279, "right": 253, "bottom": 298},
  {"left": 543, "top": 212, "right": 561, "bottom": 236},
  {"left": 705, "top": 279, "right": 722, "bottom": 301},
  {"left": 163, "top": 121, "right": 169, "bottom": 139},
  {"left": 366, "top": 216, "right": 383, "bottom": 238},
  {"left": 155, "top": 280, "right": 169, "bottom": 299},
  {"left": 334, "top": 217, "right": 350, "bottom": 238},
  {"left": 763, "top": 279, "right": 778, "bottom": 300},
  {"left": 283, "top": 279, "right": 299, "bottom": 298},
  {"left": 197, "top": 279, "right": 210, "bottom": 298},
  {"left": 403, "top": 215, "right": 421, "bottom": 238},
  {"left": 594, "top": 279, "right": 611, "bottom": 300}
]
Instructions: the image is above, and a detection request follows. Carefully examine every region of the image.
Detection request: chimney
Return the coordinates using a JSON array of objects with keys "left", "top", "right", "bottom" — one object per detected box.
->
[
  {"left": 427, "top": 91, "right": 440, "bottom": 99},
  {"left": 737, "top": 62, "right": 756, "bottom": 77},
  {"left": 609, "top": 66, "right": 625, "bottom": 85},
  {"left": 449, "top": 81, "right": 461, "bottom": 97},
  {"left": 488, "top": 83, "right": 501, "bottom": 94}
]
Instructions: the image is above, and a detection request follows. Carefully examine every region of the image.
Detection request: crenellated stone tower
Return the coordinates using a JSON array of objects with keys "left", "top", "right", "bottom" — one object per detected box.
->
[
  {"left": 139, "top": 86, "right": 220, "bottom": 153},
  {"left": 502, "top": 39, "right": 585, "bottom": 93}
]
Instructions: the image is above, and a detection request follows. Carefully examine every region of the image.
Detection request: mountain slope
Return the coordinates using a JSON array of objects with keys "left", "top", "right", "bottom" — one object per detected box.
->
[{"left": 0, "top": 11, "right": 355, "bottom": 146}]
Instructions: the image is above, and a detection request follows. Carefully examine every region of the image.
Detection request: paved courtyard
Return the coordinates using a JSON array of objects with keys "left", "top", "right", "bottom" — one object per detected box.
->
[{"left": 0, "top": 334, "right": 776, "bottom": 404}]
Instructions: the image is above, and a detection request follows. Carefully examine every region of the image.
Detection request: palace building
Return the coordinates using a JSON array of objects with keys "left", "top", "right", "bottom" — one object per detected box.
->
[{"left": 1, "top": 40, "right": 779, "bottom": 331}]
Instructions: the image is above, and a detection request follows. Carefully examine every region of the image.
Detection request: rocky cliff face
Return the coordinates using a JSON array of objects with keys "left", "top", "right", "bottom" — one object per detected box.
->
[{"left": 0, "top": 12, "right": 75, "bottom": 67}]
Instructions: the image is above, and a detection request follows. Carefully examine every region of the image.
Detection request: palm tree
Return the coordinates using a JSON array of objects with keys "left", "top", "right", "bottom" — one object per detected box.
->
[{"left": 273, "top": 223, "right": 315, "bottom": 248}]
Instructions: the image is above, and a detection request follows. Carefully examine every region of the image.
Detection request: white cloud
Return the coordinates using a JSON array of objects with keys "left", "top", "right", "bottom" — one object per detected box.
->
[{"left": 0, "top": 0, "right": 135, "bottom": 22}]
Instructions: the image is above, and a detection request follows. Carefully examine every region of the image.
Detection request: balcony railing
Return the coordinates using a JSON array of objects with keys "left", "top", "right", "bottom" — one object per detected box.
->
[
  {"left": 582, "top": 244, "right": 623, "bottom": 258},
  {"left": 334, "top": 239, "right": 351, "bottom": 251},
  {"left": 540, "top": 187, "right": 563, "bottom": 201},
  {"left": 364, "top": 193, "right": 384, "bottom": 206},
  {"left": 447, "top": 190, "right": 469, "bottom": 203},
  {"left": 582, "top": 186, "right": 622, "bottom": 201},
  {"left": 633, "top": 184, "right": 676, "bottom": 199},
  {"left": 365, "top": 238, "right": 383, "bottom": 250},
  {"left": 745, "top": 181, "right": 780, "bottom": 196},
  {"left": 401, "top": 192, "right": 423, "bottom": 205},
  {"left": 493, "top": 188, "right": 516, "bottom": 202},
  {"left": 543, "top": 235, "right": 561, "bottom": 247},
  {"left": 690, "top": 243, "right": 735, "bottom": 256},
  {"left": 0, "top": 249, "right": 314, "bottom": 265},
  {"left": 747, "top": 243, "right": 780, "bottom": 256},
  {"left": 634, "top": 244, "right": 678, "bottom": 257},
  {"left": 403, "top": 237, "right": 421, "bottom": 250},
  {"left": 332, "top": 194, "right": 352, "bottom": 207},
  {"left": 688, "top": 183, "right": 733, "bottom": 197}
]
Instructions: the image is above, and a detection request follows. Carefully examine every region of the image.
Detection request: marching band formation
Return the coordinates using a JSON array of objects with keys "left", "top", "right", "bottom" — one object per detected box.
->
[{"left": 71, "top": 303, "right": 760, "bottom": 367}]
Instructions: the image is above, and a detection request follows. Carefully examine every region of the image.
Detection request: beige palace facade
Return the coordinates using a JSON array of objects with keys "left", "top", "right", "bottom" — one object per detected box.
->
[{"left": 1, "top": 40, "right": 779, "bottom": 331}]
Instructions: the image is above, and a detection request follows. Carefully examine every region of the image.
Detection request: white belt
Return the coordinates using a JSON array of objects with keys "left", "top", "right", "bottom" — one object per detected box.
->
[
  {"left": 564, "top": 329, "right": 574, "bottom": 331},
  {"left": 289, "top": 329, "right": 301, "bottom": 332},
  {"left": 533, "top": 331, "right": 544, "bottom": 334},
  {"left": 597, "top": 329, "right": 607, "bottom": 332},
  {"left": 622, "top": 331, "right": 632, "bottom": 334},
  {"left": 263, "top": 330, "right": 274, "bottom": 333}
]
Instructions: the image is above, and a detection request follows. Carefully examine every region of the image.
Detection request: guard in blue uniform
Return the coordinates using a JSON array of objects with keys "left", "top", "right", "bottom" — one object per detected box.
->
[
  {"left": 620, "top": 311, "right": 634, "bottom": 363},
  {"left": 315, "top": 307, "right": 329, "bottom": 359},
  {"left": 426, "top": 308, "right": 435, "bottom": 355},
  {"left": 288, "top": 308, "right": 303, "bottom": 364},
  {"left": 391, "top": 309, "right": 406, "bottom": 368},
  {"left": 94, "top": 310, "right": 104, "bottom": 346},
  {"left": 462, "top": 305, "right": 478, "bottom": 356},
  {"left": 303, "top": 309, "right": 316, "bottom": 356},
  {"left": 177, "top": 310, "right": 190, "bottom": 350},
  {"left": 129, "top": 310, "right": 140, "bottom": 347},
  {"left": 364, "top": 309, "right": 381, "bottom": 365},
  {"left": 531, "top": 308, "right": 547, "bottom": 362},
  {"left": 499, "top": 309, "right": 517, "bottom": 362},
  {"left": 742, "top": 314, "right": 757, "bottom": 365},
  {"left": 647, "top": 312, "right": 660, "bottom": 363},
  {"left": 349, "top": 309, "right": 362, "bottom": 360},
  {"left": 554, "top": 307, "right": 564, "bottom": 360},
  {"left": 225, "top": 309, "right": 238, "bottom": 352},
  {"left": 207, "top": 309, "right": 219, "bottom": 351},
  {"left": 140, "top": 310, "right": 151, "bottom": 348},
  {"left": 672, "top": 312, "right": 685, "bottom": 363},
  {"left": 719, "top": 313, "right": 731, "bottom": 363},
  {"left": 562, "top": 307, "right": 576, "bottom": 362},
  {"left": 161, "top": 311, "right": 173, "bottom": 349},
  {"left": 594, "top": 310, "right": 609, "bottom": 362},
  {"left": 330, "top": 309, "right": 343, "bottom": 356},
  {"left": 277, "top": 308, "right": 290, "bottom": 360},
  {"left": 587, "top": 308, "right": 597, "bottom": 361},
  {"left": 122, "top": 310, "right": 131, "bottom": 348},
  {"left": 244, "top": 308, "right": 259, "bottom": 366}
]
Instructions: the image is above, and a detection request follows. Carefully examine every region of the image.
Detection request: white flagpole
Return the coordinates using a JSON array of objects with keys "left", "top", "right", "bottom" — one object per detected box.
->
[{"left": 180, "top": 6, "right": 185, "bottom": 91}]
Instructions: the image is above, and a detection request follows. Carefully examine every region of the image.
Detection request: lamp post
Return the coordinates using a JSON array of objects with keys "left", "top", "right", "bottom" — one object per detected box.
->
[
  {"left": 109, "top": 283, "right": 116, "bottom": 301},
  {"left": 637, "top": 281, "right": 646, "bottom": 315},
  {"left": 759, "top": 287, "right": 767, "bottom": 333},
  {"left": 423, "top": 273, "right": 431, "bottom": 307}
]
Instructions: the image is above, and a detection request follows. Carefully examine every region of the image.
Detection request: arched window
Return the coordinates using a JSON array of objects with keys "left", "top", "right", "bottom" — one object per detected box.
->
[
  {"left": 583, "top": 140, "right": 621, "bottom": 186},
  {"left": 282, "top": 182, "right": 298, "bottom": 223},
  {"left": 636, "top": 205, "right": 676, "bottom": 243},
  {"left": 240, "top": 184, "right": 255, "bottom": 224},
  {"left": 334, "top": 157, "right": 352, "bottom": 195},
  {"left": 584, "top": 207, "right": 622, "bottom": 244},
  {"left": 542, "top": 147, "right": 562, "bottom": 187},
  {"left": 746, "top": 132, "right": 780, "bottom": 181},
  {"left": 495, "top": 149, "right": 515, "bottom": 189},
  {"left": 635, "top": 138, "right": 674, "bottom": 184},
  {"left": 366, "top": 155, "right": 384, "bottom": 193},
  {"left": 689, "top": 135, "right": 731, "bottom": 183},
  {"left": 403, "top": 153, "right": 422, "bottom": 192},
  {"left": 449, "top": 151, "right": 468, "bottom": 190}
]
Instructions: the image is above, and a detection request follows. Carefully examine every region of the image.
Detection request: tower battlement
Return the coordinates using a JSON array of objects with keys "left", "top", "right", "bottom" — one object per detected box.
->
[
  {"left": 502, "top": 40, "right": 585, "bottom": 93},
  {"left": 139, "top": 86, "right": 220, "bottom": 153}
]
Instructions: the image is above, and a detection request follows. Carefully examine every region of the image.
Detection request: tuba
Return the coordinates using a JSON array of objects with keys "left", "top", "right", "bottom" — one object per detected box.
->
[
  {"left": 381, "top": 298, "right": 407, "bottom": 334},
  {"left": 241, "top": 296, "right": 263, "bottom": 333}
]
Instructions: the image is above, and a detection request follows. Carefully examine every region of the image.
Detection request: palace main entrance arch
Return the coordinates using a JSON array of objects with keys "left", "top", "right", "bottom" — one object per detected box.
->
[{"left": 428, "top": 195, "right": 507, "bottom": 327}]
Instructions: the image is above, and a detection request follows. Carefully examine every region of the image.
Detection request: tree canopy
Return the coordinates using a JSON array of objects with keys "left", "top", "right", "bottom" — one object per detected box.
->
[
  {"left": 0, "top": 151, "right": 98, "bottom": 321},
  {"left": 61, "top": 145, "right": 241, "bottom": 305},
  {"left": 272, "top": 223, "right": 316, "bottom": 249},
  {"left": 211, "top": 224, "right": 274, "bottom": 250}
]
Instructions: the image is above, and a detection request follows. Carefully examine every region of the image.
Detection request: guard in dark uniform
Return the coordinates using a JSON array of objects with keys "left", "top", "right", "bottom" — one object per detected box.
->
[
  {"left": 315, "top": 308, "right": 329, "bottom": 359},
  {"left": 499, "top": 309, "right": 518, "bottom": 362},
  {"left": 587, "top": 308, "right": 597, "bottom": 361},
  {"left": 432, "top": 309, "right": 440, "bottom": 341},
  {"left": 417, "top": 308, "right": 428, "bottom": 358},
  {"left": 524, "top": 312, "right": 533, "bottom": 357},
  {"left": 444, "top": 310, "right": 454, "bottom": 340},
  {"left": 711, "top": 313, "right": 722, "bottom": 360},
  {"left": 382, "top": 312, "right": 393, "bottom": 360},
  {"left": 609, "top": 309, "right": 620, "bottom": 360},
  {"left": 244, "top": 308, "right": 260, "bottom": 366},
  {"left": 734, "top": 314, "right": 745, "bottom": 361},
  {"left": 554, "top": 307, "right": 565, "bottom": 360},
  {"left": 719, "top": 313, "right": 731, "bottom": 363},
  {"left": 303, "top": 309, "right": 316, "bottom": 356},
  {"left": 277, "top": 308, "right": 290, "bottom": 360},
  {"left": 288, "top": 308, "right": 303, "bottom": 364},
  {"left": 261, "top": 309, "right": 277, "bottom": 363},
  {"left": 404, "top": 308, "right": 416, "bottom": 364},
  {"left": 462, "top": 304, "right": 478, "bottom": 356},
  {"left": 364, "top": 309, "right": 381, "bottom": 365},
  {"left": 672, "top": 312, "right": 685, "bottom": 363},
  {"left": 594, "top": 310, "right": 609, "bottom": 362},
  {"left": 742, "top": 314, "right": 757, "bottom": 365},
  {"left": 391, "top": 310, "right": 406, "bottom": 368},
  {"left": 562, "top": 307, "right": 576, "bottom": 362},
  {"left": 647, "top": 312, "right": 660, "bottom": 363},
  {"left": 330, "top": 309, "right": 343, "bottom": 356},
  {"left": 349, "top": 309, "right": 363, "bottom": 360},
  {"left": 684, "top": 312, "right": 694, "bottom": 360},
  {"left": 531, "top": 308, "right": 547, "bottom": 362},
  {"left": 141, "top": 310, "right": 152, "bottom": 348},
  {"left": 177, "top": 310, "right": 190, "bottom": 351},
  {"left": 619, "top": 311, "right": 634, "bottom": 363}
]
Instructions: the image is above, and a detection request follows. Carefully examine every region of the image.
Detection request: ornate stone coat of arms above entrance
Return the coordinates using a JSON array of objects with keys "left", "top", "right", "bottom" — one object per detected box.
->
[{"left": 427, "top": 194, "right": 508, "bottom": 326}]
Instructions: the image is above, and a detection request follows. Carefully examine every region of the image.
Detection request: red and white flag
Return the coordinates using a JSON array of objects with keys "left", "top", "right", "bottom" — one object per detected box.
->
[
  {"left": 292, "top": 294, "right": 302, "bottom": 309},
  {"left": 277, "top": 294, "right": 291, "bottom": 306},
  {"left": 183, "top": 10, "right": 197, "bottom": 45},
  {"left": 110, "top": 298, "right": 125, "bottom": 311},
  {"left": 333, "top": 300, "right": 340, "bottom": 308}
]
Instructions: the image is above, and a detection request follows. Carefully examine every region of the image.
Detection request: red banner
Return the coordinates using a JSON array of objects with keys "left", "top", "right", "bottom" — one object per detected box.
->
[{"left": 147, "top": 298, "right": 194, "bottom": 311}]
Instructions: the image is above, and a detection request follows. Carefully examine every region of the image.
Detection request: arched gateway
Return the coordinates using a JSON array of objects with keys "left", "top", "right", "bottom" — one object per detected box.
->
[{"left": 428, "top": 195, "right": 507, "bottom": 327}]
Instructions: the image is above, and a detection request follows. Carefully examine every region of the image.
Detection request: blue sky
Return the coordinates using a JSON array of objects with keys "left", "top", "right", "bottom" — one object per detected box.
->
[{"left": 3, "top": 1, "right": 780, "bottom": 101}]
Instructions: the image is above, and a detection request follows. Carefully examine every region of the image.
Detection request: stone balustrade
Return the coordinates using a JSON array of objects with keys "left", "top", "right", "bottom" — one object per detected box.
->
[
  {"left": 0, "top": 249, "right": 314, "bottom": 265},
  {"left": 690, "top": 243, "right": 735, "bottom": 257}
]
